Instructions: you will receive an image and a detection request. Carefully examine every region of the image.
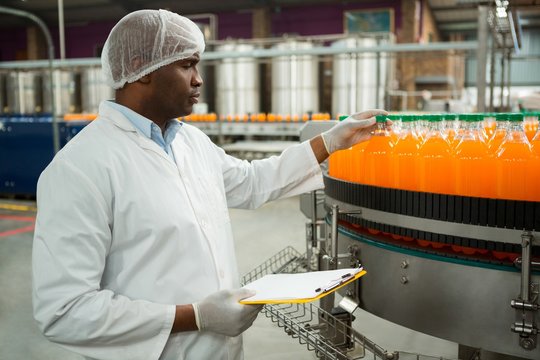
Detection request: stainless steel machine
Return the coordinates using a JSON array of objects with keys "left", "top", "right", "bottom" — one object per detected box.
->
[{"left": 243, "top": 121, "right": 539, "bottom": 360}]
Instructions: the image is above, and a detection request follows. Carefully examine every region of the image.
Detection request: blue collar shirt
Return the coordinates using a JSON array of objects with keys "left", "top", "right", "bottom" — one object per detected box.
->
[{"left": 107, "top": 101, "right": 182, "bottom": 160}]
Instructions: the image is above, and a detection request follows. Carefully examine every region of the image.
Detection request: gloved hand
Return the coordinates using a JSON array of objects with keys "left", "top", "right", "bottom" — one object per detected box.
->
[
  {"left": 193, "top": 288, "right": 263, "bottom": 337},
  {"left": 321, "top": 109, "right": 388, "bottom": 154}
]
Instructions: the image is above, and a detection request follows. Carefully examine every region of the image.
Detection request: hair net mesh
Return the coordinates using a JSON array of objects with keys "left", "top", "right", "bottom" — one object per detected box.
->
[{"left": 101, "top": 9, "right": 205, "bottom": 89}]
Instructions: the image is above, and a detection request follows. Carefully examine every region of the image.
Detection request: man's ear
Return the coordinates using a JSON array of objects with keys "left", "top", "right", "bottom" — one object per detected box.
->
[{"left": 137, "top": 74, "right": 151, "bottom": 84}]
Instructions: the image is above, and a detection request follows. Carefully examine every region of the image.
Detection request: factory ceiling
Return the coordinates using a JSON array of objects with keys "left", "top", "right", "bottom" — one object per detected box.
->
[{"left": 1, "top": 0, "right": 539, "bottom": 34}]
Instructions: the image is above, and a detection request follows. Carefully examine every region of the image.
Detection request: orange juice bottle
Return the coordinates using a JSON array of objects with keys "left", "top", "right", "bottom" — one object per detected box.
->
[
  {"left": 364, "top": 115, "right": 394, "bottom": 188},
  {"left": 454, "top": 114, "right": 495, "bottom": 198},
  {"left": 483, "top": 113, "right": 497, "bottom": 140},
  {"left": 328, "top": 151, "right": 340, "bottom": 178},
  {"left": 496, "top": 113, "right": 533, "bottom": 201},
  {"left": 351, "top": 141, "right": 368, "bottom": 184},
  {"left": 529, "top": 124, "right": 540, "bottom": 201},
  {"left": 524, "top": 112, "right": 539, "bottom": 143},
  {"left": 387, "top": 114, "right": 402, "bottom": 144},
  {"left": 415, "top": 114, "right": 429, "bottom": 143},
  {"left": 442, "top": 113, "right": 458, "bottom": 149},
  {"left": 329, "top": 115, "right": 349, "bottom": 180},
  {"left": 393, "top": 115, "right": 420, "bottom": 191},
  {"left": 488, "top": 113, "right": 510, "bottom": 153},
  {"left": 418, "top": 115, "right": 455, "bottom": 194}
]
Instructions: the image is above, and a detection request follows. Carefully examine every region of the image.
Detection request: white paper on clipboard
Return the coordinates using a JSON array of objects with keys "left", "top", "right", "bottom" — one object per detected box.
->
[{"left": 240, "top": 267, "right": 364, "bottom": 304}]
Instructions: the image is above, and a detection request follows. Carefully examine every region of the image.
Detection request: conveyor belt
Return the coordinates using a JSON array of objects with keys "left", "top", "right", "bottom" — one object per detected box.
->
[{"left": 324, "top": 175, "right": 540, "bottom": 259}]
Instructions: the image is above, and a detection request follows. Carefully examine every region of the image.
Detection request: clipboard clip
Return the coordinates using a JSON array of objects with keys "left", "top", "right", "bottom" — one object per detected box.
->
[{"left": 314, "top": 271, "right": 358, "bottom": 293}]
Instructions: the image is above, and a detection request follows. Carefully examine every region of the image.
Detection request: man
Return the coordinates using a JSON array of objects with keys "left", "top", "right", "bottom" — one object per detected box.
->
[{"left": 32, "top": 9, "right": 386, "bottom": 360}]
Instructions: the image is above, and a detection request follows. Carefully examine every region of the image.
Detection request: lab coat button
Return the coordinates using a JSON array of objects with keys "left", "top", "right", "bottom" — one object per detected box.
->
[{"left": 219, "top": 269, "right": 225, "bottom": 278}]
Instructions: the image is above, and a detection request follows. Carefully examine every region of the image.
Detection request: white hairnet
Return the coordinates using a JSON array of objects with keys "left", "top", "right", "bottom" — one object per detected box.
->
[{"left": 101, "top": 9, "right": 205, "bottom": 89}]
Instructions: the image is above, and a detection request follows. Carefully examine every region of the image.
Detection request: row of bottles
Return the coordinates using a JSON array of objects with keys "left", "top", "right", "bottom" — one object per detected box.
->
[
  {"left": 329, "top": 112, "right": 540, "bottom": 202},
  {"left": 180, "top": 112, "right": 332, "bottom": 122}
]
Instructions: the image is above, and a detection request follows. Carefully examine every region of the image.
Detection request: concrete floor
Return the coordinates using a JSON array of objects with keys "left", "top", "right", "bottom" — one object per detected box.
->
[{"left": 0, "top": 196, "right": 457, "bottom": 360}]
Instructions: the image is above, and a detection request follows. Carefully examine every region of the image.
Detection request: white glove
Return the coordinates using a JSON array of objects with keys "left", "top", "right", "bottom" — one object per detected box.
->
[
  {"left": 321, "top": 109, "right": 388, "bottom": 154},
  {"left": 193, "top": 288, "right": 262, "bottom": 337}
]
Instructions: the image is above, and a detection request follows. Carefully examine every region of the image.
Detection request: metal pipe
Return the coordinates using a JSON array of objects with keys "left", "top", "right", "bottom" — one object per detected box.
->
[
  {"left": 202, "top": 41, "right": 479, "bottom": 61},
  {"left": 500, "top": 46, "right": 506, "bottom": 111},
  {"left": 520, "top": 232, "right": 533, "bottom": 302},
  {"left": 489, "top": 43, "right": 496, "bottom": 112},
  {"left": 330, "top": 204, "right": 339, "bottom": 264},
  {"left": 0, "top": 6, "right": 59, "bottom": 154},
  {"left": 506, "top": 49, "right": 511, "bottom": 111},
  {"left": 0, "top": 41, "right": 479, "bottom": 70},
  {"left": 58, "top": 0, "right": 65, "bottom": 60},
  {"left": 375, "top": 38, "right": 381, "bottom": 109},
  {"left": 476, "top": 5, "right": 489, "bottom": 112}
]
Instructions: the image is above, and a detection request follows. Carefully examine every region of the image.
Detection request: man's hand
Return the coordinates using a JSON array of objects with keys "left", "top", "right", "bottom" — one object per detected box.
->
[
  {"left": 193, "top": 289, "right": 262, "bottom": 337},
  {"left": 321, "top": 109, "right": 388, "bottom": 154}
]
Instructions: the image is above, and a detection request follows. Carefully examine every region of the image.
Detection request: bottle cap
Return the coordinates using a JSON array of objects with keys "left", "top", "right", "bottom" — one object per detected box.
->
[
  {"left": 375, "top": 115, "right": 387, "bottom": 123},
  {"left": 442, "top": 113, "right": 457, "bottom": 121},
  {"left": 496, "top": 113, "right": 523, "bottom": 122}
]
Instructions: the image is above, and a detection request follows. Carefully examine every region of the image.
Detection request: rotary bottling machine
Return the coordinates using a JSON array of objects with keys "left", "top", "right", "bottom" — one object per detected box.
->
[{"left": 243, "top": 121, "right": 539, "bottom": 360}]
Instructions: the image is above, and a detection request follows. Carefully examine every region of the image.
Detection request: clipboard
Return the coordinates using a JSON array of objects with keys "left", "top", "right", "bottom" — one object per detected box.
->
[{"left": 240, "top": 267, "right": 366, "bottom": 305}]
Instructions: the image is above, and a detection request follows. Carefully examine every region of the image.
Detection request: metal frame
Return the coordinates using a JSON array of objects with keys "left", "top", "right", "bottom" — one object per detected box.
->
[
  {"left": 242, "top": 246, "right": 456, "bottom": 360},
  {"left": 325, "top": 196, "right": 540, "bottom": 245}
]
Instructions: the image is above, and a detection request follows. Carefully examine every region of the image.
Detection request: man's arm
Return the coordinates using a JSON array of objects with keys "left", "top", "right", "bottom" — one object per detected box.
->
[
  {"left": 310, "top": 135, "right": 330, "bottom": 164},
  {"left": 172, "top": 305, "right": 198, "bottom": 332}
]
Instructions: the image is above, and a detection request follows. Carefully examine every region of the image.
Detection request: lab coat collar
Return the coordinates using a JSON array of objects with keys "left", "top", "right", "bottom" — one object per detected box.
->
[{"left": 98, "top": 101, "right": 179, "bottom": 167}]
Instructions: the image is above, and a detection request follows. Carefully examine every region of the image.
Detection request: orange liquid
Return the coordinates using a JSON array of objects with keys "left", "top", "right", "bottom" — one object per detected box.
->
[
  {"left": 419, "top": 135, "right": 455, "bottom": 194},
  {"left": 328, "top": 151, "right": 342, "bottom": 179},
  {"left": 496, "top": 133, "right": 533, "bottom": 201},
  {"left": 483, "top": 120, "right": 497, "bottom": 140},
  {"left": 341, "top": 147, "right": 354, "bottom": 182},
  {"left": 445, "top": 128, "right": 458, "bottom": 149},
  {"left": 488, "top": 128, "right": 507, "bottom": 153},
  {"left": 455, "top": 139, "right": 495, "bottom": 198},
  {"left": 524, "top": 120, "right": 539, "bottom": 142},
  {"left": 530, "top": 136, "right": 540, "bottom": 201},
  {"left": 351, "top": 142, "right": 368, "bottom": 184},
  {"left": 364, "top": 134, "right": 394, "bottom": 188},
  {"left": 393, "top": 133, "right": 420, "bottom": 191}
]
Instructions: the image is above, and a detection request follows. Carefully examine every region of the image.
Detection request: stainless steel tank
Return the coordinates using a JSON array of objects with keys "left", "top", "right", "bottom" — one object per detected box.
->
[
  {"left": 6, "top": 71, "right": 40, "bottom": 114},
  {"left": 215, "top": 42, "right": 260, "bottom": 116},
  {"left": 42, "top": 69, "right": 78, "bottom": 116},
  {"left": 331, "top": 37, "right": 388, "bottom": 116},
  {"left": 81, "top": 67, "right": 114, "bottom": 113},
  {"left": 271, "top": 40, "right": 318, "bottom": 116}
]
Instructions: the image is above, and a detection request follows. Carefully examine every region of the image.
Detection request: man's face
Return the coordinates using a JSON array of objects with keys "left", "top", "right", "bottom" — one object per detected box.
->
[{"left": 149, "top": 53, "right": 203, "bottom": 119}]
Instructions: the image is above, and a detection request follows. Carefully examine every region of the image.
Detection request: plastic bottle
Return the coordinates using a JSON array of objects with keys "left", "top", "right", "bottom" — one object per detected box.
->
[
  {"left": 488, "top": 113, "right": 510, "bottom": 153},
  {"left": 393, "top": 115, "right": 420, "bottom": 191},
  {"left": 496, "top": 113, "right": 533, "bottom": 201},
  {"left": 387, "top": 114, "right": 402, "bottom": 144},
  {"left": 364, "top": 115, "right": 394, "bottom": 188},
  {"left": 523, "top": 111, "right": 539, "bottom": 143},
  {"left": 415, "top": 114, "right": 429, "bottom": 143},
  {"left": 454, "top": 114, "right": 495, "bottom": 198},
  {"left": 483, "top": 112, "right": 497, "bottom": 140},
  {"left": 418, "top": 115, "right": 455, "bottom": 194},
  {"left": 529, "top": 119, "right": 540, "bottom": 201},
  {"left": 442, "top": 113, "right": 458, "bottom": 149}
]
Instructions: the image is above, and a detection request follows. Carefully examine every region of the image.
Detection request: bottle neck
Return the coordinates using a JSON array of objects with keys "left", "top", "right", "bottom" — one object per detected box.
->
[
  {"left": 373, "top": 122, "right": 389, "bottom": 136},
  {"left": 504, "top": 121, "right": 529, "bottom": 143},
  {"left": 460, "top": 120, "right": 485, "bottom": 141}
]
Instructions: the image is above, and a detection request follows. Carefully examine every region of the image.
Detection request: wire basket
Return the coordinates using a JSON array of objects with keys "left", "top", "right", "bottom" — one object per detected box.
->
[{"left": 242, "top": 246, "right": 457, "bottom": 360}]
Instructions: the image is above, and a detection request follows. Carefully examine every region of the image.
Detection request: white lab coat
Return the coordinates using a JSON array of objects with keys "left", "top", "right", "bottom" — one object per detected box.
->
[{"left": 32, "top": 101, "right": 324, "bottom": 360}]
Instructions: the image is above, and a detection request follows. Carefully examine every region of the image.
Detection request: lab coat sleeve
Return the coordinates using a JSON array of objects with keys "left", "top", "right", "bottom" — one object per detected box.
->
[
  {"left": 219, "top": 140, "right": 324, "bottom": 209},
  {"left": 32, "top": 159, "right": 175, "bottom": 360}
]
